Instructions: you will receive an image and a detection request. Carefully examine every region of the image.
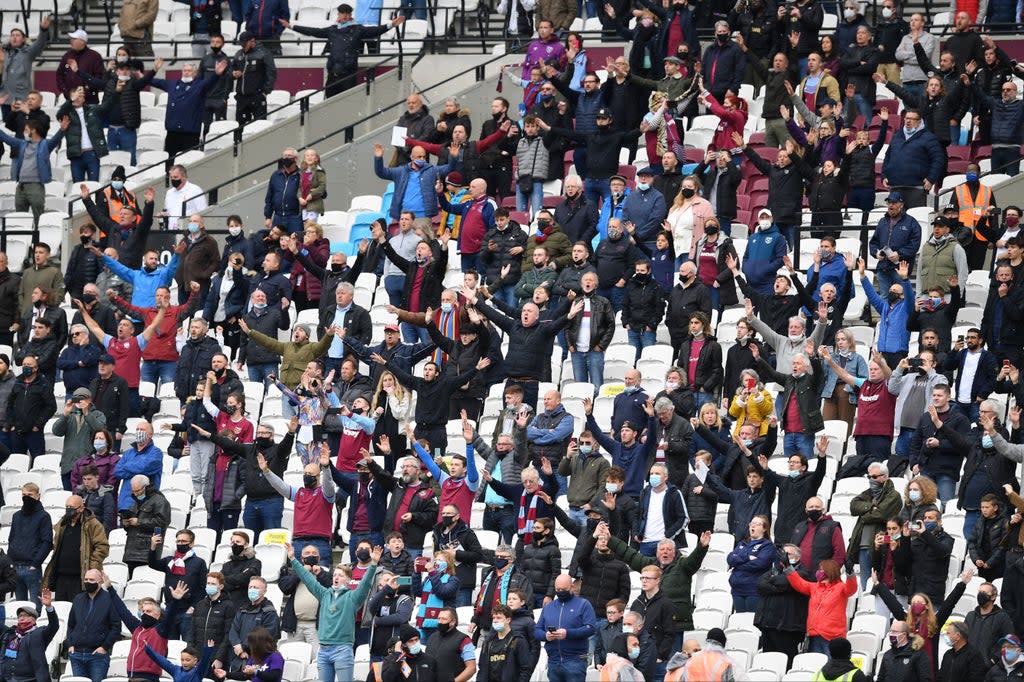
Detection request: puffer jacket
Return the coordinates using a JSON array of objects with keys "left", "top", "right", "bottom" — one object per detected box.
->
[
  {"left": 203, "top": 450, "right": 246, "bottom": 511},
  {"left": 515, "top": 134, "right": 550, "bottom": 182},
  {"left": 576, "top": 537, "right": 631, "bottom": 619},
  {"left": 519, "top": 534, "right": 561, "bottom": 600},
  {"left": 174, "top": 335, "right": 221, "bottom": 402},
  {"left": 123, "top": 487, "right": 171, "bottom": 564},
  {"left": 56, "top": 94, "right": 119, "bottom": 158},
  {"left": 877, "top": 636, "right": 933, "bottom": 682},
  {"left": 726, "top": 536, "right": 775, "bottom": 597},
  {"left": 786, "top": 572, "right": 858, "bottom": 639},
  {"left": 881, "top": 127, "right": 946, "bottom": 188},
  {"left": 221, "top": 547, "right": 263, "bottom": 607},
  {"left": 755, "top": 564, "right": 815, "bottom": 633},
  {"left": 480, "top": 223, "right": 528, "bottom": 287},
  {"left": 187, "top": 593, "right": 236, "bottom": 664}
]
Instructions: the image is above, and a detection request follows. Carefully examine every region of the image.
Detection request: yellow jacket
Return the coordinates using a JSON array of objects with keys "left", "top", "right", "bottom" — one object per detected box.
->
[{"left": 728, "top": 388, "right": 774, "bottom": 437}]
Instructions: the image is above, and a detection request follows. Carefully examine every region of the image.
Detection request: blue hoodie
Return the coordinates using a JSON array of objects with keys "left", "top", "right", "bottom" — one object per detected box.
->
[
  {"left": 862, "top": 274, "right": 914, "bottom": 353},
  {"left": 743, "top": 223, "right": 787, "bottom": 295},
  {"left": 113, "top": 438, "right": 164, "bottom": 510},
  {"left": 534, "top": 594, "right": 597, "bottom": 659}
]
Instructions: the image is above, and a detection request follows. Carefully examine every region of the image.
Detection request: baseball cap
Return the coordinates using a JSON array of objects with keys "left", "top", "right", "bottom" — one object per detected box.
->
[
  {"left": 68, "top": 29, "right": 88, "bottom": 41},
  {"left": 885, "top": 191, "right": 905, "bottom": 203},
  {"left": 98, "top": 353, "right": 116, "bottom": 364},
  {"left": 595, "top": 108, "right": 612, "bottom": 118},
  {"left": 636, "top": 166, "right": 658, "bottom": 177},
  {"left": 384, "top": 323, "right": 400, "bottom": 332},
  {"left": 816, "top": 97, "right": 837, "bottom": 108},
  {"left": 237, "top": 31, "right": 254, "bottom": 44}
]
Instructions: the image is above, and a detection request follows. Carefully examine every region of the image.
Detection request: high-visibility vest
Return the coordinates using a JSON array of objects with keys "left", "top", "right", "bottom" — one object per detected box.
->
[
  {"left": 665, "top": 665, "right": 687, "bottom": 682},
  {"left": 102, "top": 186, "right": 140, "bottom": 224},
  {"left": 371, "top": 661, "right": 383, "bottom": 682},
  {"left": 956, "top": 183, "right": 993, "bottom": 236},
  {"left": 683, "top": 651, "right": 732, "bottom": 682},
  {"left": 600, "top": 657, "right": 633, "bottom": 681},
  {"left": 813, "top": 668, "right": 860, "bottom": 682}
]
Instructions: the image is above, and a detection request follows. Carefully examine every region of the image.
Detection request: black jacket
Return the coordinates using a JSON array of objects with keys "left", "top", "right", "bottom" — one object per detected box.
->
[
  {"left": 318, "top": 301, "right": 372, "bottom": 346},
  {"left": 379, "top": 477, "right": 438, "bottom": 550},
  {"left": 83, "top": 197, "right": 155, "bottom": 270},
  {"left": 766, "top": 454, "right": 829, "bottom": 545},
  {"left": 187, "top": 593, "right": 237, "bottom": 665},
  {"left": 7, "top": 375, "right": 58, "bottom": 435},
  {"left": 631, "top": 590, "right": 677, "bottom": 661},
  {"left": 89, "top": 373, "right": 131, "bottom": 437},
  {"left": 694, "top": 160, "right": 741, "bottom": 220},
  {"left": 231, "top": 44, "right": 276, "bottom": 96},
  {"left": 675, "top": 334, "right": 724, "bottom": 394},
  {"left": 174, "top": 335, "right": 222, "bottom": 402},
  {"left": 477, "top": 302, "right": 568, "bottom": 381},
  {"left": 384, "top": 358, "right": 477, "bottom": 428},
  {"left": 148, "top": 548, "right": 209, "bottom": 610},
  {"left": 382, "top": 651, "right": 438, "bottom": 682},
  {"left": 123, "top": 487, "right": 171, "bottom": 564},
  {"left": 966, "top": 604, "right": 1016, "bottom": 668},
  {"left": 877, "top": 639, "right": 933, "bottom": 682},
  {"left": 743, "top": 146, "right": 815, "bottom": 225},
  {"left": 649, "top": 414, "right": 694, "bottom": 489},
  {"left": 840, "top": 43, "right": 882, "bottom": 104},
  {"left": 572, "top": 534, "right": 630, "bottom": 619},
  {"left": 565, "top": 293, "right": 615, "bottom": 350},
  {"left": 279, "top": 561, "right": 331, "bottom": 633},
  {"left": 553, "top": 195, "right": 599, "bottom": 246},
  {"left": 518, "top": 534, "right": 561, "bottom": 599},
  {"left": 593, "top": 237, "right": 641, "bottom": 289},
  {"left": 634, "top": 483, "right": 689, "bottom": 546},
  {"left": 291, "top": 21, "right": 392, "bottom": 72},
  {"left": 67, "top": 587, "right": 122, "bottom": 652},
  {"left": 938, "top": 643, "right": 987, "bottom": 682},
  {"left": 622, "top": 276, "right": 666, "bottom": 331},
  {"left": 383, "top": 241, "right": 449, "bottom": 312},
  {"left": 8, "top": 500, "right": 53, "bottom": 566},
  {"left": 480, "top": 223, "right": 528, "bottom": 287},
  {"left": 665, "top": 282, "right": 712, "bottom": 343},
  {"left": 431, "top": 520, "right": 483, "bottom": 589},
  {"left": 366, "top": 587, "right": 415, "bottom": 656},
  {"left": 426, "top": 321, "right": 489, "bottom": 400},
  {"left": 221, "top": 548, "right": 262, "bottom": 607},
  {"left": 0, "top": 605, "right": 58, "bottom": 682},
  {"left": 478, "top": 630, "right": 533, "bottom": 682},
  {"left": 0, "top": 550, "right": 15, "bottom": 601},
  {"left": 756, "top": 357, "right": 826, "bottom": 434},
  {"left": 909, "top": 526, "right": 956, "bottom": 605},
  {"left": 755, "top": 563, "right": 814, "bottom": 633}
]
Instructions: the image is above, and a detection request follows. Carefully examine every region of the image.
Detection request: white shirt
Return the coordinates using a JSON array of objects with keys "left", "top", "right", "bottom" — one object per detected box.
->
[
  {"left": 164, "top": 181, "right": 208, "bottom": 223},
  {"left": 576, "top": 297, "right": 592, "bottom": 353},
  {"left": 643, "top": 487, "right": 667, "bottom": 543},
  {"left": 75, "top": 107, "right": 93, "bottom": 151},
  {"left": 957, "top": 349, "right": 982, "bottom": 404}
]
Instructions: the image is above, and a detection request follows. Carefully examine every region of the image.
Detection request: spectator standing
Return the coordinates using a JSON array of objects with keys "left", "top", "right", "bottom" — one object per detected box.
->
[
  {"left": 4, "top": 356, "right": 57, "bottom": 458},
  {"left": 736, "top": 133, "right": 814, "bottom": 249},
  {"left": 231, "top": 32, "right": 277, "bottom": 124},
  {"left": 895, "top": 14, "right": 939, "bottom": 99},
  {"left": 533, "top": 574, "right": 596, "bottom": 682},
  {"left": 881, "top": 113, "right": 946, "bottom": 209},
  {"left": 118, "top": 0, "right": 159, "bottom": 56},
  {"left": 869, "top": 192, "right": 923, "bottom": 296},
  {"left": 391, "top": 94, "right": 435, "bottom": 167},
  {"left": 0, "top": 19, "right": 51, "bottom": 103},
  {"left": 53, "top": 387, "right": 107, "bottom": 490},
  {"left": 0, "top": 117, "right": 67, "bottom": 224},
  {"left": 56, "top": 83, "right": 122, "bottom": 182},
  {"left": 56, "top": 30, "right": 105, "bottom": 103},
  {"left": 66, "top": 568, "right": 121, "bottom": 682},
  {"left": 965, "top": 63, "right": 1024, "bottom": 177},
  {"left": 150, "top": 59, "right": 230, "bottom": 159},
  {"left": 8, "top": 483, "right": 53, "bottom": 607},
  {"left": 121, "top": 473, "right": 171, "bottom": 576}
]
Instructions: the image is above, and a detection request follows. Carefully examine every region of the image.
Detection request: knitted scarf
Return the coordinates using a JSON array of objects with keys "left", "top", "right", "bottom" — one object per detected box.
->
[
  {"left": 416, "top": 572, "right": 451, "bottom": 629},
  {"left": 475, "top": 567, "right": 514, "bottom": 614},
  {"left": 431, "top": 309, "right": 459, "bottom": 366},
  {"left": 533, "top": 226, "right": 555, "bottom": 243},
  {"left": 6, "top": 623, "right": 34, "bottom": 653},
  {"left": 516, "top": 490, "right": 541, "bottom": 544},
  {"left": 167, "top": 549, "right": 195, "bottom": 576}
]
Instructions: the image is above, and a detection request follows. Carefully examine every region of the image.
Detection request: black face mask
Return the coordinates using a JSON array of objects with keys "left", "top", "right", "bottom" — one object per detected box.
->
[
  {"left": 231, "top": 544, "right": 245, "bottom": 556},
  {"left": 681, "top": 187, "right": 696, "bottom": 199},
  {"left": 170, "top": 178, "right": 183, "bottom": 189},
  {"left": 436, "top": 622, "right": 452, "bottom": 634},
  {"left": 303, "top": 474, "right": 318, "bottom": 489},
  {"left": 303, "top": 555, "right": 319, "bottom": 566},
  {"left": 255, "top": 437, "right": 273, "bottom": 450},
  {"left": 442, "top": 515, "right": 457, "bottom": 526},
  {"left": 633, "top": 272, "right": 650, "bottom": 282},
  {"left": 887, "top": 291, "right": 901, "bottom": 303},
  {"left": 84, "top": 581, "right": 100, "bottom": 594},
  {"left": 704, "top": 226, "right": 719, "bottom": 236},
  {"left": 210, "top": 46, "right": 222, "bottom": 53},
  {"left": 356, "top": 549, "right": 372, "bottom": 562},
  {"left": 493, "top": 557, "right": 510, "bottom": 570},
  {"left": 21, "top": 495, "right": 38, "bottom": 511},
  {"left": 140, "top": 614, "right": 159, "bottom": 628},
  {"left": 807, "top": 509, "right": 823, "bottom": 522},
  {"left": 978, "top": 592, "right": 992, "bottom": 606},
  {"left": 330, "top": 263, "right": 344, "bottom": 273},
  {"left": 176, "top": 543, "right": 191, "bottom": 555},
  {"left": 596, "top": 123, "right": 611, "bottom": 131},
  {"left": 280, "top": 157, "right": 296, "bottom": 169},
  {"left": 716, "top": 34, "right": 729, "bottom": 43}
]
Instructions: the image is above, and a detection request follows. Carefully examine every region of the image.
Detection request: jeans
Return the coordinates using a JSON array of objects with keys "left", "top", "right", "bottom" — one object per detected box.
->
[
  {"left": 107, "top": 126, "right": 138, "bottom": 165},
  {"left": 964, "top": 510, "right": 981, "bottom": 540},
  {"left": 140, "top": 360, "right": 177, "bottom": 386},
  {"left": 955, "top": 401, "right": 980, "bottom": 423},
  {"left": 547, "top": 654, "right": 588, "bottom": 682},
  {"left": 70, "top": 150, "right": 100, "bottom": 182},
  {"left": 874, "top": 268, "right": 901, "bottom": 298},
  {"left": 566, "top": 506, "right": 589, "bottom": 529},
  {"left": 694, "top": 391, "right": 716, "bottom": 414},
  {"left": 628, "top": 329, "right": 657, "bottom": 363},
  {"left": 460, "top": 251, "right": 482, "bottom": 276},
  {"left": 14, "top": 564, "right": 41, "bottom": 609},
  {"left": 208, "top": 503, "right": 241, "bottom": 542},
  {"left": 570, "top": 350, "right": 605, "bottom": 386},
  {"left": 808, "top": 636, "right": 831, "bottom": 655},
  {"left": 317, "top": 643, "right": 354, "bottom": 682},
  {"left": 895, "top": 428, "right": 915, "bottom": 460},
  {"left": 483, "top": 505, "right": 516, "bottom": 544},
  {"left": 495, "top": 285, "right": 517, "bottom": 309},
  {"left": 784, "top": 431, "right": 816, "bottom": 457},
  {"left": 584, "top": 177, "right": 611, "bottom": 210},
  {"left": 70, "top": 651, "right": 112, "bottom": 682},
  {"left": 992, "top": 146, "right": 1022, "bottom": 177},
  {"left": 554, "top": 472, "right": 570, "bottom": 500},
  {"left": 9, "top": 430, "right": 44, "bottom": 458},
  {"left": 859, "top": 548, "right": 872, "bottom": 589},
  {"left": 852, "top": 94, "right": 873, "bottom": 124},
  {"left": 777, "top": 223, "right": 797, "bottom": 250},
  {"left": 348, "top": 531, "right": 384, "bottom": 562},
  {"left": 247, "top": 363, "right": 278, "bottom": 382},
  {"left": 848, "top": 187, "right": 876, "bottom": 218},
  {"left": 901, "top": 81, "right": 925, "bottom": 101},
  {"left": 516, "top": 181, "right": 544, "bottom": 216},
  {"left": 638, "top": 540, "right": 660, "bottom": 556},
  {"left": 244, "top": 497, "right": 284, "bottom": 537},
  {"left": 923, "top": 472, "right": 956, "bottom": 506},
  {"left": 407, "top": 548, "right": 423, "bottom": 596},
  {"left": 456, "top": 587, "right": 474, "bottom": 607},
  {"left": 596, "top": 286, "right": 625, "bottom": 312},
  {"left": 732, "top": 594, "right": 760, "bottom": 612}
]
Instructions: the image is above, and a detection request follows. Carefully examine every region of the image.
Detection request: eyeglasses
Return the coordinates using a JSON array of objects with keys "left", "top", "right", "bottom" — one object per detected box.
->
[
  {"left": 867, "top": 473, "right": 885, "bottom": 480},
  {"left": 639, "top": 576, "right": 658, "bottom": 581}
]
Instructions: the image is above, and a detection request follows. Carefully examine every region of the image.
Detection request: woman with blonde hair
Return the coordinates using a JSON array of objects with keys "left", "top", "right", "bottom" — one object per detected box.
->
[
  {"left": 665, "top": 175, "right": 715, "bottom": 261},
  {"left": 371, "top": 369, "right": 414, "bottom": 470},
  {"left": 283, "top": 221, "right": 330, "bottom": 311},
  {"left": 415, "top": 548, "right": 460, "bottom": 640},
  {"left": 819, "top": 328, "right": 867, "bottom": 435},
  {"left": 900, "top": 476, "right": 940, "bottom": 524},
  {"left": 298, "top": 147, "right": 327, "bottom": 221},
  {"left": 728, "top": 369, "right": 773, "bottom": 438}
]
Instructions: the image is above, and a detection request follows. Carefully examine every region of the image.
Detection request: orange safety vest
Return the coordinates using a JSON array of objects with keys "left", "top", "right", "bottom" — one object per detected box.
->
[
  {"left": 371, "top": 661, "right": 383, "bottom": 682},
  {"left": 683, "top": 651, "right": 733, "bottom": 682},
  {"left": 665, "top": 665, "right": 686, "bottom": 682},
  {"left": 956, "top": 182, "right": 993, "bottom": 237},
  {"left": 103, "top": 186, "right": 140, "bottom": 224}
]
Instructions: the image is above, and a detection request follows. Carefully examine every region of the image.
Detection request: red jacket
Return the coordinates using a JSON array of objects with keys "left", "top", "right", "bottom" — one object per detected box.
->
[
  {"left": 114, "top": 290, "right": 199, "bottom": 362},
  {"left": 128, "top": 622, "right": 168, "bottom": 678},
  {"left": 706, "top": 94, "right": 748, "bottom": 153},
  {"left": 786, "top": 572, "right": 857, "bottom": 640},
  {"left": 283, "top": 237, "right": 330, "bottom": 302}
]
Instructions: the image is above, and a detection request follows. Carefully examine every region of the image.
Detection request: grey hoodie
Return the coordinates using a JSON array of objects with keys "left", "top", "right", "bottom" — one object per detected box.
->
[{"left": 1, "top": 31, "right": 49, "bottom": 101}]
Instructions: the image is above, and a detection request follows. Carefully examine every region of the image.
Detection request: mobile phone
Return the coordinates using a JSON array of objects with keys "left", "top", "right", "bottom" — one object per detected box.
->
[
  {"left": 958, "top": 335, "right": 965, "bottom": 343},
  {"left": 1005, "top": 359, "right": 1012, "bottom": 367},
  {"left": 547, "top": 627, "right": 557, "bottom": 633},
  {"left": 397, "top": 576, "right": 412, "bottom": 587},
  {"left": 883, "top": 534, "right": 891, "bottom": 543},
  {"left": 153, "top": 527, "right": 162, "bottom": 536}
]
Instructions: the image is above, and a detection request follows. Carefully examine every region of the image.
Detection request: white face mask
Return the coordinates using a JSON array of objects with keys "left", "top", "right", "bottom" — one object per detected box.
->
[
  {"left": 843, "top": 8, "right": 856, "bottom": 19},
  {"left": 228, "top": 226, "right": 242, "bottom": 237},
  {"left": 181, "top": 76, "right": 194, "bottom": 84},
  {"left": 758, "top": 219, "right": 772, "bottom": 230},
  {"left": 882, "top": 6, "right": 893, "bottom": 17},
  {"left": 117, "top": 74, "right": 131, "bottom": 82}
]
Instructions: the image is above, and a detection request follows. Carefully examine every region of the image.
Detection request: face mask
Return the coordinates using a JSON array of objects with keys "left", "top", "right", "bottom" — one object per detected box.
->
[
  {"left": 230, "top": 544, "right": 245, "bottom": 556},
  {"left": 629, "top": 647, "right": 641, "bottom": 660},
  {"left": 608, "top": 229, "right": 622, "bottom": 240},
  {"left": 579, "top": 445, "right": 593, "bottom": 455},
  {"left": 201, "top": 584, "right": 218, "bottom": 598},
  {"left": 789, "top": 557, "right": 799, "bottom": 566},
  {"left": 978, "top": 592, "right": 992, "bottom": 606},
  {"left": 555, "top": 590, "right": 572, "bottom": 602},
  {"left": 908, "top": 490, "right": 921, "bottom": 502},
  {"left": 407, "top": 643, "right": 423, "bottom": 655},
  {"left": 140, "top": 614, "right": 159, "bottom": 628},
  {"left": 436, "top": 622, "right": 452, "bottom": 635},
  {"left": 253, "top": 302, "right": 268, "bottom": 311},
  {"left": 540, "top": 93, "right": 553, "bottom": 103},
  {"left": 815, "top": 569, "right": 826, "bottom": 581},
  {"left": 982, "top": 435, "right": 994, "bottom": 449},
  {"left": 1007, "top": 215, "right": 1020, "bottom": 228},
  {"left": 636, "top": 183, "right": 650, "bottom": 191},
  {"left": 783, "top": 470, "right": 798, "bottom": 479},
  {"left": 64, "top": 507, "right": 79, "bottom": 521},
  {"left": 210, "top": 45, "right": 222, "bottom": 53},
  {"left": 330, "top": 263, "right": 345, "bottom": 273},
  {"left": 228, "top": 226, "right": 242, "bottom": 237},
  {"left": 177, "top": 543, "right": 191, "bottom": 554},
  {"left": 181, "top": 76, "right": 194, "bottom": 84},
  {"left": 596, "top": 123, "right": 611, "bottom": 132},
  {"left": 537, "top": 218, "right": 552, "bottom": 228},
  {"left": 911, "top": 602, "right": 927, "bottom": 616},
  {"left": 665, "top": 381, "right": 681, "bottom": 391},
  {"left": 280, "top": 157, "right": 295, "bottom": 168},
  {"left": 84, "top": 581, "right": 100, "bottom": 594},
  {"left": 622, "top": 624, "right": 634, "bottom": 634},
  {"left": 116, "top": 55, "right": 128, "bottom": 63},
  {"left": 891, "top": 532, "right": 901, "bottom": 540},
  {"left": 93, "top": 438, "right": 107, "bottom": 451},
  {"left": 966, "top": 172, "right": 979, "bottom": 182},
  {"left": 493, "top": 558, "right": 510, "bottom": 570},
  {"left": 923, "top": 521, "right": 938, "bottom": 531},
  {"left": 1006, "top": 650, "right": 1020, "bottom": 663},
  {"left": 705, "top": 225, "right": 719, "bottom": 236},
  {"left": 442, "top": 515, "right": 457, "bottom": 526},
  {"left": 188, "top": 222, "right": 201, "bottom": 234},
  {"left": 869, "top": 480, "right": 882, "bottom": 493},
  {"left": 255, "top": 437, "right": 272, "bottom": 449},
  {"left": 110, "top": 180, "right": 125, "bottom": 191},
  {"left": 904, "top": 126, "right": 916, "bottom": 137},
  {"left": 134, "top": 493, "right": 146, "bottom": 503},
  {"left": 492, "top": 620, "right": 507, "bottom": 631},
  {"left": 742, "top": 439, "right": 754, "bottom": 447},
  {"left": 412, "top": 159, "right": 426, "bottom": 168},
  {"left": 605, "top": 482, "right": 619, "bottom": 493},
  {"left": 641, "top": 17, "right": 654, "bottom": 26},
  {"left": 170, "top": 178, "right": 183, "bottom": 189},
  {"left": 941, "top": 633, "right": 952, "bottom": 647},
  {"left": 415, "top": 255, "right": 429, "bottom": 265},
  {"left": 680, "top": 187, "right": 696, "bottom": 199},
  {"left": 882, "top": 6, "right": 893, "bottom": 17},
  {"left": 649, "top": 474, "right": 662, "bottom": 487},
  {"left": 441, "top": 302, "right": 454, "bottom": 313},
  {"left": 303, "top": 474, "right": 318, "bottom": 489},
  {"left": 21, "top": 366, "right": 34, "bottom": 377},
  {"left": 716, "top": 33, "right": 729, "bottom": 43},
  {"left": 624, "top": 386, "right": 640, "bottom": 396},
  {"left": 302, "top": 555, "right": 319, "bottom": 566},
  {"left": 248, "top": 588, "right": 261, "bottom": 602},
  {"left": 843, "top": 8, "right": 856, "bottom": 19},
  {"left": 889, "top": 634, "right": 901, "bottom": 648},
  {"left": 887, "top": 291, "right": 901, "bottom": 303},
  {"left": 758, "top": 219, "right": 772, "bottom": 230}
]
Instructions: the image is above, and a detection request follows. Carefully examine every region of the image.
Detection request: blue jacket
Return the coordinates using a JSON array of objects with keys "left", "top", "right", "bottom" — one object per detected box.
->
[
  {"left": 374, "top": 155, "right": 455, "bottom": 222},
  {"left": 597, "top": 189, "right": 629, "bottom": 241},
  {"left": 863, "top": 275, "right": 913, "bottom": 353},
  {"left": 113, "top": 440, "right": 164, "bottom": 510},
  {"left": 868, "top": 212, "right": 922, "bottom": 273},
  {"left": 56, "top": 343, "right": 101, "bottom": 394},
  {"left": 726, "top": 536, "right": 776, "bottom": 597},
  {"left": 246, "top": 0, "right": 289, "bottom": 39},
  {"left": 743, "top": 225, "right": 788, "bottom": 295},
  {"left": 944, "top": 348, "right": 999, "bottom": 403},
  {"left": 705, "top": 474, "right": 778, "bottom": 541},
  {"left": 332, "top": 463, "right": 388, "bottom": 534},
  {"left": 820, "top": 350, "right": 867, "bottom": 402},
  {"left": 534, "top": 595, "right": 597, "bottom": 660},
  {"left": 264, "top": 168, "right": 302, "bottom": 219},
  {"left": 807, "top": 255, "right": 848, "bottom": 303},
  {"left": 972, "top": 80, "right": 1024, "bottom": 145},
  {"left": 881, "top": 127, "right": 945, "bottom": 188},
  {"left": 701, "top": 41, "right": 747, "bottom": 100},
  {"left": 622, "top": 187, "right": 668, "bottom": 242},
  {"left": 144, "top": 644, "right": 215, "bottom": 682},
  {"left": 633, "top": 483, "right": 689, "bottom": 545},
  {"left": 342, "top": 335, "right": 435, "bottom": 384},
  {"left": 587, "top": 413, "right": 657, "bottom": 499},
  {"left": 151, "top": 75, "right": 219, "bottom": 134},
  {"left": 0, "top": 128, "right": 64, "bottom": 184},
  {"left": 103, "top": 253, "right": 179, "bottom": 308}
]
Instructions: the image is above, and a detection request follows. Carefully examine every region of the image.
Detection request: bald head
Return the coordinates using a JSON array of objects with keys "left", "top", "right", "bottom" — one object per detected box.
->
[{"left": 554, "top": 574, "right": 573, "bottom": 591}]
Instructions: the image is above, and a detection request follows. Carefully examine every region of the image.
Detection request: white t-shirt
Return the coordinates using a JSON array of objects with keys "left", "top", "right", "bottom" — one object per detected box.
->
[
  {"left": 164, "top": 181, "right": 208, "bottom": 223},
  {"left": 643, "top": 487, "right": 667, "bottom": 542}
]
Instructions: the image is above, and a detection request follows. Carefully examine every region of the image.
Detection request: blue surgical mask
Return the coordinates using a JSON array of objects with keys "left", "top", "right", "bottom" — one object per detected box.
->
[
  {"left": 743, "top": 439, "right": 754, "bottom": 447},
  {"left": 923, "top": 521, "right": 938, "bottom": 531},
  {"left": 492, "top": 620, "right": 506, "bottom": 631},
  {"left": 966, "top": 172, "right": 979, "bottom": 182},
  {"left": 412, "top": 158, "right": 426, "bottom": 168},
  {"left": 433, "top": 560, "right": 448, "bottom": 573},
  {"left": 188, "top": 222, "right": 200, "bottom": 234},
  {"left": 407, "top": 643, "right": 423, "bottom": 655},
  {"left": 441, "top": 302, "right": 454, "bottom": 313},
  {"left": 941, "top": 633, "right": 952, "bottom": 647},
  {"left": 904, "top": 126, "right": 917, "bottom": 137},
  {"left": 621, "top": 624, "right": 634, "bottom": 634},
  {"left": 636, "top": 182, "right": 650, "bottom": 191},
  {"left": 253, "top": 302, "right": 267, "bottom": 310},
  {"left": 1006, "top": 649, "right": 1020, "bottom": 663},
  {"left": 649, "top": 474, "right": 662, "bottom": 487},
  {"left": 605, "top": 482, "right": 619, "bottom": 493},
  {"left": 982, "top": 435, "right": 994, "bottom": 449},
  {"left": 247, "top": 588, "right": 260, "bottom": 602},
  {"left": 205, "top": 585, "right": 218, "bottom": 597},
  {"left": 93, "top": 438, "right": 107, "bottom": 451},
  {"left": 788, "top": 470, "right": 800, "bottom": 478},
  {"left": 624, "top": 385, "right": 639, "bottom": 394},
  {"left": 579, "top": 445, "right": 593, "bottom": 455},
  {"left": 789, "top": 557, "right": 798, "bottom": 566},
  {"left": 629, "top": 647, "right": 640, "bottom": 660},
  {"left": 111, "top": 180, "right": 124, "bottom": 190},
  {"left": 930, "top": 297, "right": 942, "bottom": 306},
  {"left": 908, "top": 490, "right": 921, "bottom": 502}
]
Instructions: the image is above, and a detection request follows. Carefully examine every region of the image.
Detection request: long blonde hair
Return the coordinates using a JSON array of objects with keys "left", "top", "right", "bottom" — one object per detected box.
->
[{"left": 372, "top": 370, "right": 408, "bottom": 408}]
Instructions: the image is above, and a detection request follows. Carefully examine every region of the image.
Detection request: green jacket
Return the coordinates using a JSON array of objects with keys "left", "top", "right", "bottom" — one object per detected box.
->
[
  {"left": 246, "top": 329, "right": 333, "bottom": 388},
  {"left": 846, "top": 478, "right": 903, "bottom": 558},
  {"left": 608, "top": 536, "right": 708, "bottom": 631},
  {"left": 291, "top": 558, "right": 377, "bottom": 646},
  {"left": 52, "top": 408, "right": 108, "bottom": 474},
  {"left": 56, "top": 92, "right": 119, "bottom": 158}
]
